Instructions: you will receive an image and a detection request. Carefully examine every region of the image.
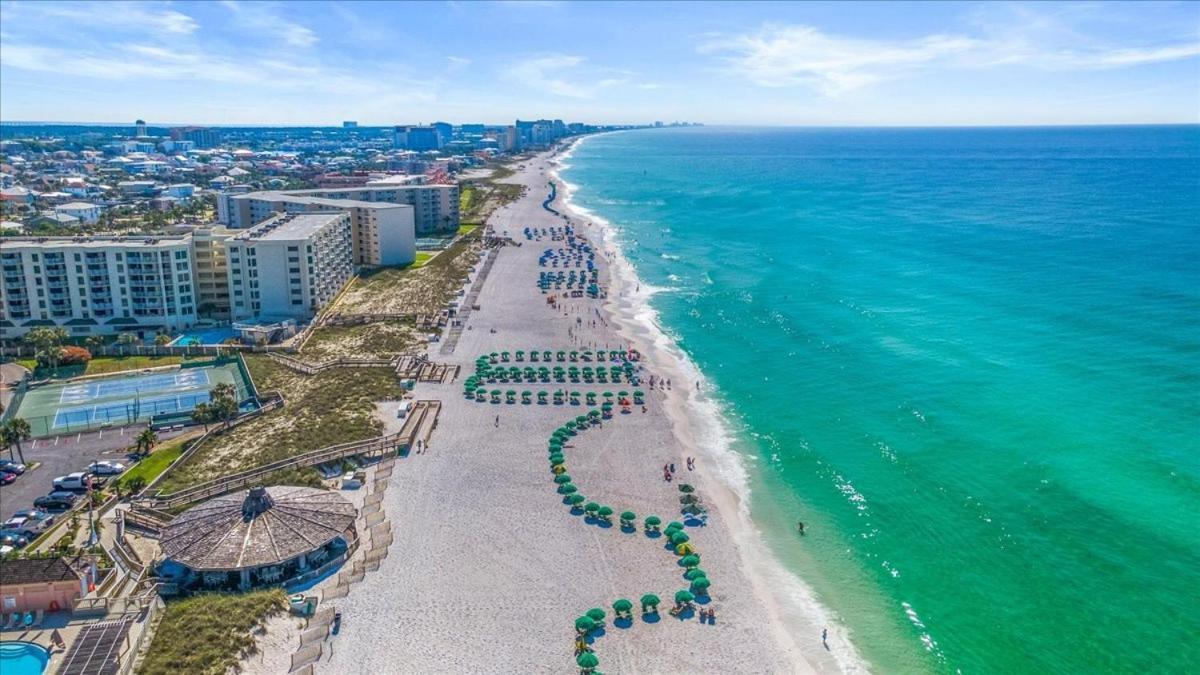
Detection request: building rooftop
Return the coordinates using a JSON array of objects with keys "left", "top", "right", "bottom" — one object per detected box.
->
[
  {"left": 56, "top": 201, "right": 100, "bottom": 210},
  {"left": 233, "top": 211, "right": 346, "bottom": 242},
  {"left": 160, "top": 486, "right": 356, "bottom": 571},
  {"left": 0, "top": 556, "right": 82, "bottom": 585},
  {"left": 1, "top": 235, "right": 191, "bottom": 249}
]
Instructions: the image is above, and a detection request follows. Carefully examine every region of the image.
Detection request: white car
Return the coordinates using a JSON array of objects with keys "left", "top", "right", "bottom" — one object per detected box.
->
[
  {"left": 88, "top": 461, "right": 128, "bottom": 476},
  {"left": 2, "top": 515, "right": 50, "bottom": 538}
]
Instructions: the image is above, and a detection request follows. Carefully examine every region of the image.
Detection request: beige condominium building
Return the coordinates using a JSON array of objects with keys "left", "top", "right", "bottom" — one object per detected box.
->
[
  {"left": 225, "top": 212, "right": 354, "bottom": 322},
  {"left": 1, "top": 235, "right": 197, "bottom": 339},
  {"left": 190, "top": 226, "right": 235, "bottom": 319},
  {"left": 217, "top": 182, "right": 457, "bottom": 253}
]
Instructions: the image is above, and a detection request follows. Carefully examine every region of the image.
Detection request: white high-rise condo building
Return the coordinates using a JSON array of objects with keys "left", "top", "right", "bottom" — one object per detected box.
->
[
  {"left": 225, "top": 212, "right": 354, "bottom": 322},
  {"left": 1, "top": 236, "right": 196, "bottom": 339},
  {"left": 216, "top": 184, "right": 457, "bottom": 264}
]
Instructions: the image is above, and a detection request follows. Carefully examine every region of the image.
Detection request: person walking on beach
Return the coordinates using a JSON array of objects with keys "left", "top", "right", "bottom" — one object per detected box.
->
[
  {"left": 687, "top": 457, "right": 695, "bottom": 471},
  {"left": 495, "top": 414, "right": 500, "bottom": 428},
  {"left": 797, "top": 521, "right": 806, "bottom": 536},
  {"left": 822, "top": 628, "right": 828, "bottom": 649},
  {"left": 669, "top": 462, "right": 676, "bottom": 474}
]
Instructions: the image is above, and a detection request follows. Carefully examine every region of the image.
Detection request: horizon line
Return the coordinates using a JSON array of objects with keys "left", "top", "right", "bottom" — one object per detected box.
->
[{"left": 1, "top": 120, "right": 1197, "bottom": 130}]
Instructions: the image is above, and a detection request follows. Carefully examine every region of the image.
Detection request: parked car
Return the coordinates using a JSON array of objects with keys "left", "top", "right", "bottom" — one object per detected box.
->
[
  {"left": 53, "top": 472, "right": 105, "bottom": 491},
  {"left": 11, "top": 509, "right": 54, "bottom": 526},
  {"left": 0, "top": 532, "right": 30, "bottom": 549},
  {"left": 0, "top": 460, "right": 26, "bottom": 475},
  {"left": 88, "top": 461, "right": 127, "bottom": 476},
  {"left": 0, "top": 471, "right": 15, "bottom": 486},
  {"left": 33, "top": 492, "right": 78, "bottom": 510},
  {"left": 1, "top": 515, "right": 51, "bottom": 538}
]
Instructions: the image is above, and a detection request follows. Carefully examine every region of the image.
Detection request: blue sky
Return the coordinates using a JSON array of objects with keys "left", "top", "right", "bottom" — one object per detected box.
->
[{"left": 1, "top": 0, "right": 1197, "bottom": 126}]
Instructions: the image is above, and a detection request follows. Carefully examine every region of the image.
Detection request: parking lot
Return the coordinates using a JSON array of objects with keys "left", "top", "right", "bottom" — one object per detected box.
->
[{"left": 0, "top": 423, "right": 187, "bottom": 522}]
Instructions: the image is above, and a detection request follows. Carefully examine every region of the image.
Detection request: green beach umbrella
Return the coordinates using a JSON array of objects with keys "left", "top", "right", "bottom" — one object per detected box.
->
[
  {"left": 675, "top": 590, "right": 695, "bottom": 604},
  {"left": 684, "top": 568, "right": 707, "bottom": 581},
  {"left": 587, "top": 409, "right": 600, "bottom": 418},
  {"left": 554, "top": 474, "right": 572, "bottom": 484},
  {"left": 585, "top": 502, "right": 600, "bottom": 514},
  {"left": 680, "top": 554, "right": 701, "bottom": 569},
  {"left": 577, "top": 652, "right": 599, "bottom": 669},
  {"left": 575, "top": 616, "right": 596, "bottom": 633},
  {"left": 597, "top": 506, "right": 614, "bottom": 518},
  {"left": 621, "top": 510, "right": 636, "bottom": 522},
  {"left": 665, "top": 521, "right": 684, "bottom": 533},
  {"left": 678, "top": 484, "right": 695, "bottom": 493},
  {"left": 575, "top": 415, "right": 588, "bottom": 425},
  {"left": 680, "top": 494, "right": 699, "bottom": 505},
  {"left": 640, "top": 593, "right": 660, "bottom": 610},
  {"left": 691, "top": 577, "right": 711, "bottom": 593},
  {"left": 612, "top": 598, "right": 633, "bottom": 614},
  {"left": 645, "top": 515, "right": 662, "bottom": 527},
  {"left": 559, "top": 483, "right": 577, "bottom": 495},
  {"left": 585, "top": 608, "right": 606, "bottom": 623},
  {"left": 567, "top": 494, "right": 586, "bottom": 506},
  {"left": 681, "top": 504, "right": 706, "bottom": 516},
  {"left": 670, "top": 531, "right": 690, "bottom": 545}
]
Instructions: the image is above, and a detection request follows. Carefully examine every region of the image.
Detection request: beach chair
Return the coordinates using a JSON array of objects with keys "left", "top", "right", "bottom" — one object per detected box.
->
[{"left": 32, "top": 610, "right": 44, "bottom": 628}]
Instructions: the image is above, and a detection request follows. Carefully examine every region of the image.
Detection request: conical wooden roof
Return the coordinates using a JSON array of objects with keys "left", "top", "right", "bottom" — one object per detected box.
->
[{"left": 161, "top": 486, "right": 356, "bottom": 571}]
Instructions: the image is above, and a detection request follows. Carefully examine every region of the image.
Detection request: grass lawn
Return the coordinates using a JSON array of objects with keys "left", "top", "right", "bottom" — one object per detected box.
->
[
  {"left": 414, "top": 251, "right": 436, "bottom": 267},
  {"left": 138, "top": 589, "right": 287, "bottom": 675},
  {"left": 456, "top": 223, "right": 479, "bottom": 236},
  {"left": 155, "top": 355, "right": 403, "bottom": 492},
  {"left": 113, "top": 432, "right": 200, "bottom": 491},
  {"left": 15, "top": 354, "right": 183, "bottom": 380}
]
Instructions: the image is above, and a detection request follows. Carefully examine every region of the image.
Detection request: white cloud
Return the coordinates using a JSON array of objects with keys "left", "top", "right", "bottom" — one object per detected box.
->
[
  {"left": 220, "top": 0, "right": 318, "bottom": 48},
  {"left": 700, "top": 24, "right": 979, "bottom": 95},
  {"left": 0, "top": 42, "right": 431, "bottom": 101},
  {"left": 506, "top": 54, "right": 638, "bottom": 99},
  {"left": 10, "top": 2, "right": 198, "bottom": 34},
  {"left": 702, "top": 22, "right": 1200, "bottom": 96},
  {"left": 446, "top": 56, "right": 472, "bottom": 70}
]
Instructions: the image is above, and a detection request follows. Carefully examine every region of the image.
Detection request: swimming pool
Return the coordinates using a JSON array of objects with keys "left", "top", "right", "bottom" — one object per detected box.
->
[
  {"left": 169, "top": 326, "right": 239, "bottom": 346},
  {"left": 0, "top": 641, "right": 50, "bottom": 675}
]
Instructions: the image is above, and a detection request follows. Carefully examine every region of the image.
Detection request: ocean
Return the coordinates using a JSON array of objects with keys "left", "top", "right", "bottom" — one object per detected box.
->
[{"left": 559, "top": 126, "right": 1200, "bottom": 673}]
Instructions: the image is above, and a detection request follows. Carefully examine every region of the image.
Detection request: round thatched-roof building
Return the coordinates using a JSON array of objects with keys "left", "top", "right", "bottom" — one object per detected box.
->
[{"left": 158, "top": 485, "right": 357, "bottom": 590}]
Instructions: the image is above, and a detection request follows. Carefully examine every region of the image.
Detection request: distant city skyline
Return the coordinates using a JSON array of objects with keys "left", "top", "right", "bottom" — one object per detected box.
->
[{"left": 1, "top": 0, "right": 1197, "bottom": 126}]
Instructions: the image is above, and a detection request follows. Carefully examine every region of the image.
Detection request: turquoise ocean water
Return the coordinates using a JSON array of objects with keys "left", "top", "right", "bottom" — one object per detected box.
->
[{"left": 561, "top": 126, "right": 1200, "bottom": 673}]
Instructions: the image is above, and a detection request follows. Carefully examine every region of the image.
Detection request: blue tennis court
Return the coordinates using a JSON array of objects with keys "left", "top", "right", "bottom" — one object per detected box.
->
[
  {"left": 58, "top": 370, "right": 211, "bottom": 403},
  {"left": 53, "top": 391, "right": 213, "bottom": 428},
  {"left": 12, "top": 361, "right": 249, "bottom": 437}
]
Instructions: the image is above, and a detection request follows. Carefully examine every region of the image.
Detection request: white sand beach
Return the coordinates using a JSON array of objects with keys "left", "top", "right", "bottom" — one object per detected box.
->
[{"left": 301, "top": 142, "right": 864, "bottom": 674}]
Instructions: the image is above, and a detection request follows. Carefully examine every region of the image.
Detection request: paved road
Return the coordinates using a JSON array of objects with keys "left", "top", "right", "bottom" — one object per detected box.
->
[{"left": 0, "top": 424, "right": 186, "bottom": 521}]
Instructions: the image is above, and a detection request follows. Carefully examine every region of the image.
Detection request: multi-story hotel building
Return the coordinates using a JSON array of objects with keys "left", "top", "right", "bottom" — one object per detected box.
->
[
  {"left": 1, "top": 236, "right": 197, "bottom": 339},
  {"left": 190, "top": 226, "right": 235, "bottom": 319},
  {"left": 225, "top": 212, "right": 354, "bottom": 322},
  {"left": 216, "top": 183, "right": 456, "bottom": 245}
]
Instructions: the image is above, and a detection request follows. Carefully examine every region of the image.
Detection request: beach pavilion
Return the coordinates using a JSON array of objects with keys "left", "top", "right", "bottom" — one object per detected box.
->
[{"left": 157, "top": 486, "right": 358, "bottom": 592}]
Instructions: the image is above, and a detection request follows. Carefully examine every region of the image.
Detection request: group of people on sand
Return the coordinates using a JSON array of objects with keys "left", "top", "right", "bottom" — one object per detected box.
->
[{"left": 663, "top": 457, "right": 696, "bottom": 482}]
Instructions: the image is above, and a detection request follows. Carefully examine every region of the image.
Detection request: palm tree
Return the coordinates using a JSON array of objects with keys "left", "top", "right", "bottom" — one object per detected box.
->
[
  {"left": 209, "top": 383, "right": 239, "bottom": 427},
  {"left": 191, "top": 402, "right": 214, "bottom": 432},
  {"left": 2, "top": 418, "right": 32, "bottom": 464},
  {"left": 117, "top": 332, "right": 138, "bottom": 355},
  {"left": 154, "top": 333, "right": 172, "bottom": 347},
  {"left": 136, "top": 428, "right": 158, "bottom": 454}
]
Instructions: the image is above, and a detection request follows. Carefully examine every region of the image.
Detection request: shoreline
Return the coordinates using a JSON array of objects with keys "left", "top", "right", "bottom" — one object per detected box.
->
[
  {"left": 254, "top": 137, "right": 867, "bottom": 674},
  {"left": 550, "top": 135, "right": 867, "bottom": 672}
]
